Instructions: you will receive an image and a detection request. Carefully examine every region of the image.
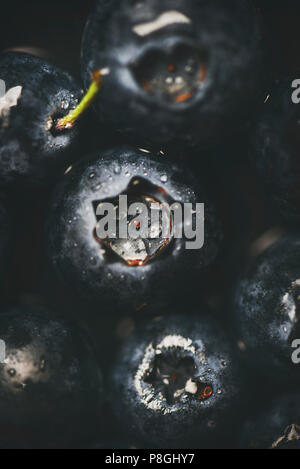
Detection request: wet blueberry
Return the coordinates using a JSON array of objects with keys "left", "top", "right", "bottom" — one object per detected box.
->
[
  {"left": 110, "top": 314, "right": 246, "bottom": 448},
  {"left": 251, "top": 78, "right": 300, "bottom": 224},
  {"left": 239, "top": 394, "right": 300, "bottom": 449},
  {"left": 0, "top": 52, "right": 83, "bottom": 191},
  {"left": 47, "top": 146, "right": 223, "bottom": 315},
  {"left": 234, "top": 234, "right": 300, "bottom": 382},
  {"left": 0, "top": 305, "right": 103, "bottom": 448},
  {"left": 81, "top": 0, "right": 265, "bottom": 150}
]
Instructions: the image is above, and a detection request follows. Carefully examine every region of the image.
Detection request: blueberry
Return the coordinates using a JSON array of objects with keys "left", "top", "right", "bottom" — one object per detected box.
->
[
  {"left": 47, "top": 146, "right": 223, "bottom": 315},
  {"left": 110, "top": 314, "right": 245, "bottom": 448},
  {"left": 239, "top": 394, "right": 300, "bottom": 449},
  {"left": 234, "top": 234, "right": 300, "bottom": 382},
  {"left": 0, "top": 305, "right": 103, "bottom": 448},
  {"left": 0, "top": 52, "right": 83, "bottom": 190},
  {"left": 81, "top": 0, "right": 265, "bottom": 150},
  {"left": 251, "top": 78, "right": 300, "bottom": 224}
]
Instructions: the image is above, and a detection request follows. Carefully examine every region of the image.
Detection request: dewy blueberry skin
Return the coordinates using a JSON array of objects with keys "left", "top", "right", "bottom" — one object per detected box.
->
[
  {"left": 239, "top": 394, "right": 300, "bottom": 449},
  {"left": 0, "top": 306, "right": 103, "bottom": 449},
  {"left": 47, "top": 146, "right": 223, "bottom": 315},
  {"left": 81, "top": 0, "right": 265, "bottom": 150},
  {"left": 110, "top": 314, "right": 246, "bottom": 448},
  {"left": 234, "top": 235, "right": 300, "bottom": 382},
  {"left": 0, "top": 52, "right": 83, "bottom": 190}
]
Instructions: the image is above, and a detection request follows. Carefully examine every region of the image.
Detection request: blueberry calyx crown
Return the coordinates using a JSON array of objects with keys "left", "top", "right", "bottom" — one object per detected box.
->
[
  {"left": 135, "top": 334, "right": 213, "bottom": 412},
  {"left": 93, "top": 177, "right": 174, "bottom": 267},
  {"left": 132, "top": 44, "right": 206, "bottom": 104},
  {"left": 4, "top": 350, "right": 49, "bottom": 392}
]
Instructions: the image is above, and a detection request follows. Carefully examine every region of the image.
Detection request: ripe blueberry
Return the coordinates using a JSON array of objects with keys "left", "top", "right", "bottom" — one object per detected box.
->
[
  {"left": 47, "top": 146, "right": 223, "bottom": 315},
  {"left": 0, "top": 305, "right": 103, "bottom": 448},
  {"left": 81, "top": 0, "right": 265, "bottom": 150},
  {"left": 234, "top": 234, "right": 300, "bottom": 382},
  {"left": 0, "top": 52, "right": 83, "bottom": 191},
  {"left": 110, "top": 314, "right": 245, "bottom": 448}
]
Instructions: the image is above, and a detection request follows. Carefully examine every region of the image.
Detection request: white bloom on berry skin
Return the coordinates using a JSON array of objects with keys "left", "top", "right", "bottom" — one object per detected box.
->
[
  {"left": 0, "top": 84, "right": 23, "bottom": 117},
  {"left": 133, "top": 11, "right": 191, "bottom": 37}
]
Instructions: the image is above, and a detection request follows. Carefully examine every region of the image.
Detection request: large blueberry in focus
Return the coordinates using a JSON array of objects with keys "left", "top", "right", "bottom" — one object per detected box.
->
[
  {"left": 239, "top": 394, "right": 300, "bottom": 449},
  {"left": 47, "top": 146, "right": 223, "bottom": 315},
  {"left": 0, "top": 306, "right": 103, "bottom": 448},
  {"left": 234, "top": 234, "right": 300, "bottom": 382},
  {"left": 252, "top": 78, "right": 300, "bottom": 224},
  {"left": 81, "top": 0, "right": 265, "bottom": 150},
  {"left": 110, "top": 314, "right": 246, "bottom": 448},
  {"left": 0, "top": 52, "right": 83, "bottom": 190}
]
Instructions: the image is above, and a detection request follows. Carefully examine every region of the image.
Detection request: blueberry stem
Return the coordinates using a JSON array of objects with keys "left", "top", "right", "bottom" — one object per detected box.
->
[{"left": 56, "top": 69, "right": 104, "bottom": 130}]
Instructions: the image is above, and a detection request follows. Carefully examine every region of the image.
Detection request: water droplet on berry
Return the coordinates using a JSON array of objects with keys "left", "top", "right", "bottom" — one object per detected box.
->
[{"left": 90, "top": 257, "right": 97, "bottom": 266}]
